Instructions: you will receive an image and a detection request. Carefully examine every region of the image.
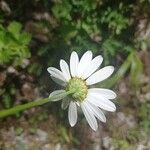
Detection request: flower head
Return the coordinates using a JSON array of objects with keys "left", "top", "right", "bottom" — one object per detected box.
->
[{"left": 47, "top": 51, "right": 116, "bottom": 131}]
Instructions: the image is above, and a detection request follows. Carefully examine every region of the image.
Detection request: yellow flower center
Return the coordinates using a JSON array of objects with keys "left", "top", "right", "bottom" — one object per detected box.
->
[{"left": 66, "top": 77, "right": 88, "bottom": 102}]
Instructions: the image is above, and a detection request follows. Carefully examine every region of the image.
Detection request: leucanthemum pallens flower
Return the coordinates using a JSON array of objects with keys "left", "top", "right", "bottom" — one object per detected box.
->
[{"left": 47, "top": 51, "right": 117, "bottom": 131}]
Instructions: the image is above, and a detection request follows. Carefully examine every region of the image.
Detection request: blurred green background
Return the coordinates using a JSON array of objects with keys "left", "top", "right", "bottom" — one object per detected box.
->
[{"left": 0, "top": 0, "right": 149, "bottom": 149}]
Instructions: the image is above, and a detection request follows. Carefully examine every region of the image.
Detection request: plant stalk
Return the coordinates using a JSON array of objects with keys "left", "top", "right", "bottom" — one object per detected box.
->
[{"left": 0, "top": 91, "right": 72, "bottom": 118}]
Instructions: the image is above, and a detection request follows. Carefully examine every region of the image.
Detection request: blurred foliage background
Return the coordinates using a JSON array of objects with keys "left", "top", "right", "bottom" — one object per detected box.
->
[{"left": 0, "top": 0, "right": 150, "bottom": 149}]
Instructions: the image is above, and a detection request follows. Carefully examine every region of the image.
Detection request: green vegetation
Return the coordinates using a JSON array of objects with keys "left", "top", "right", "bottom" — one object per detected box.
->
[
  {"left": 113, "top": 139, "right": 133, "bottom": 150},
  {"left": 0, "top": 21, "right": 31, "bottom": 66},
  {"left": 139, "top": 102, "right": 150, "bottom": 131}
]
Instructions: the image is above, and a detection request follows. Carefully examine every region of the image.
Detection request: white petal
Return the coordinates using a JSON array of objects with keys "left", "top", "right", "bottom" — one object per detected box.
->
[
  {"left": 85, "top": 101, "right": 106, "bottom": 122},
  {"left": 86, "top": 66, "right": 114, "bottom": 85},
  {"left": 51, "top": 76, "right": 66, "bottom": 87},
  {"left": 70, "top": 51, "right": 79, "bottom": 77},
  {"left": 47, "top": 67, "right": 67, "bottom": 82},
  {"left": 49, "top": 90, "right": 67, "bottom": 101},
  {"left": 87, "top": 93, "right": 116, "bottom": 112},
  {"left": 82, "top": 55, "right": 103, "bottom": 79},
  {"left": 68, "top": 101, "right": 77, "bottom": 127},
  {"left": 77, "top": 51, "right": 93, "bottom": 77},
  {"left": 88, "top": 88, "right": 117, "bottom": 99},
  {"left": 60, "top": 59, "right": 71, "bottom": 81},
  {"left": 81, "top": 101, "right": 98, "bottom": 131}
]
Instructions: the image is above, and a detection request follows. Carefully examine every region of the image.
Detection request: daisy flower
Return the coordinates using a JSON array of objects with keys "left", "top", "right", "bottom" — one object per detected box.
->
[{"left": 47, "top": 51, "right": 116, "bottom": 131}]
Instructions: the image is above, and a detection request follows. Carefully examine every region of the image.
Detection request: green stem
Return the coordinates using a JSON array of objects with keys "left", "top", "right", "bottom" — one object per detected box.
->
[
  {"left": 0, "top": 97, "right": 50, "bottom": 118},
  {"left": 0, "top": 91, "right": 72, "bottom": 118}
]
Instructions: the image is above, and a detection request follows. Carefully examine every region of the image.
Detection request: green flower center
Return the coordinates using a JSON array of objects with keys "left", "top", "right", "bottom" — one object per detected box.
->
[{"left": 66, "top": 77, "right": 88, "bottom": 102}]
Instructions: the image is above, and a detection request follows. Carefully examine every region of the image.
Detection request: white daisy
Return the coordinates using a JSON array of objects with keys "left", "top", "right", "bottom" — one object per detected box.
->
[{"left": 47, "top": 51, "right": 116, "bottom": 131}]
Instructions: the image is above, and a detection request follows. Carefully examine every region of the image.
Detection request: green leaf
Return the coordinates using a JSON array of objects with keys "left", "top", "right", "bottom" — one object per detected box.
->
[
  {"left": 2, "top": 94, "right": 12, "bottom": 109},
  {"left": 52, "top": 1, "right": 72, "bottom": 20},
  {"left": 7, "top": 21, "right": 22, "bottom": 38},
  {"left": 0, "top": 21, "right": 31, "bottom": 66},
  {"left": 130, "top": 52, "right": 143, "bottom": 86},
  {"left": 19, "top": 32, "right": 32, "bottom": 45}
]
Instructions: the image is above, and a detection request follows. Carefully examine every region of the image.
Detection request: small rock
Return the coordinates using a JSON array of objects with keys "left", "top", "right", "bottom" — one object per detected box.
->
[
  {"left": 42, "top": 144, "right": 51, "bottom": 150},
  {"left": 7, "top": 66, "right": 18, "bottom": 74},
  {"left": 55, "top": 143, "right": 61, "bottom": 150},
  {"left": 21, "top": 59, "right": 30, "bottom": 68},
  {"left": 36, "top": 129, "right": 48, "bottom": 142},
  {"left": 0, "top": 72, "right": 6, "bottom": 86},
  {"left": 136, "top": 144, "right": 146, "bottom": 150},
  {"left": 21, "top": 83, "right": 35, "bottom": 100},
  {"left": 102, "top": 136, "right": 112, "bottom": 149}
]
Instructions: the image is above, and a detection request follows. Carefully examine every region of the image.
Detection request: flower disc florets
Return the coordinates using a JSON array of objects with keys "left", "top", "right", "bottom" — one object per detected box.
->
[{"left": 66, "top": 77, "right": 87, "bottom": 102}]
